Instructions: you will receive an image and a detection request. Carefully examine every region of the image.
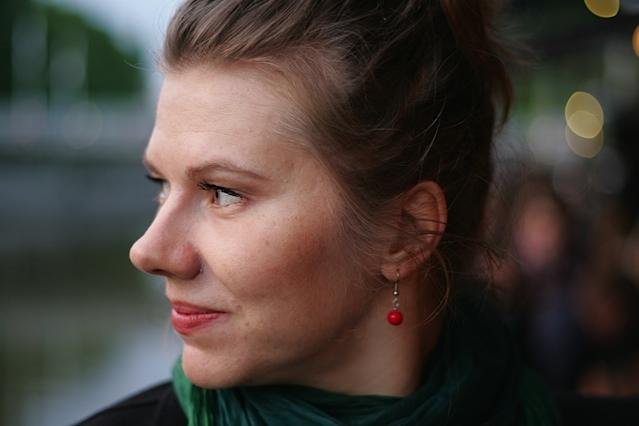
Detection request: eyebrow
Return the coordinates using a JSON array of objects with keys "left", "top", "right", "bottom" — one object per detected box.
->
[{"left": 142, "top": 156, "right": 270, "bottom": 182}]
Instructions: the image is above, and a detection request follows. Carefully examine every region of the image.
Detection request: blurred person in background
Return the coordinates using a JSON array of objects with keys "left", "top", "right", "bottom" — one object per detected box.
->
[
  {"left": 77, "top": 0, "right": 561, "bottom": 424},
  {"left": 490, "top": 99, "right": 639, "bottom": 398},
  {"left": 493, "top": 178, "right": 587, "bottom": 390},
  {"left": 576, "top": 116, "right": 639, "bottom": 397},
  {"left": 577, "top": 272, "right": 639, "bottom": 397},
  {"left": 571, "top": 99, "right": 639, "bottom": 398}
]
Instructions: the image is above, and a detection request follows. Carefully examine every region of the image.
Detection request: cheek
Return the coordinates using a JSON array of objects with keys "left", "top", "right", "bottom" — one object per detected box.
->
[{"left": 198, "top": 204, "right": 346, "bottom": 307}]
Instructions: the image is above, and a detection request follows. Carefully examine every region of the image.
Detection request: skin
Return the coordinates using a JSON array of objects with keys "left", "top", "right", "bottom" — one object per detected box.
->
[{"left": 129, "top": 63, "right": 446, "bottom": 396}]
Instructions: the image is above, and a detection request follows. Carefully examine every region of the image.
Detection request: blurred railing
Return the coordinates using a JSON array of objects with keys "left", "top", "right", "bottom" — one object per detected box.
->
[{"left": 0, "top": 99, "right": 153, "bottom": 157}]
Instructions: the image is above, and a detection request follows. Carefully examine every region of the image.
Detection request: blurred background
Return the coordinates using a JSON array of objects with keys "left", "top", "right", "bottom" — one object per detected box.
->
[
  {"left": 0, "top": 1, "right": 183, "bottom": 425},
  {"left": 0, "top": 0, "right": 637, "bottom": 424}
]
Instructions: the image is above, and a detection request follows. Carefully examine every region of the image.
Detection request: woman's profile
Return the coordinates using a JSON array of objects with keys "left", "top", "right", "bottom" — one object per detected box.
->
[{"left": 77, "top": 0, "right": 560, "bottom": 424}]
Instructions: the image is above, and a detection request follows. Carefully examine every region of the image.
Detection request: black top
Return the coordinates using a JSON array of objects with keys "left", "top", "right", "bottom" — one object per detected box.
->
[
  {"left": 74, "top": 381, "right": 639, "bottom": 426},
  {"left": 74, "top": 382, "right": 186, "bottom": 426}
]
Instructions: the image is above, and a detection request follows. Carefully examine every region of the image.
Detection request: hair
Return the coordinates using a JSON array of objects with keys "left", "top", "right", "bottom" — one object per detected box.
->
[{"left": 162, "top": 0, "right": 513, "bottom": 310}]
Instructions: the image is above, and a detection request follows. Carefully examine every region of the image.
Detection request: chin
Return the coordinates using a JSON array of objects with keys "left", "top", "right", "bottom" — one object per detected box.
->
[{"left": 181, "top": 344, "right": 252, "bottom": 389}]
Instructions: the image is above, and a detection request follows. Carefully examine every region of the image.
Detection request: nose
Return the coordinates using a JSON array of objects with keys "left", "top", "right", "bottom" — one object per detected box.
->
[{"left": 129, "top": 203, "right": 202, "bottom": 281}]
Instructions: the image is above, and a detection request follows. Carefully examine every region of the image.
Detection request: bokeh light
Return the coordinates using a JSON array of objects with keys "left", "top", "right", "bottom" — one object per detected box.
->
[
  {"left": 565, "top": 125, "right": 604, "bottom": 159},
  {"left": 584, "top": 0, "right": 620, "bottom": 18},
  {"left": 564, "top": 91, "right": 604, "bottom": 139},
  {"left": 526, "top": 115, "right": 567, "bottom": 165},
  {"left": 633, "top": 26, "right": 639, "bottom": 58}
]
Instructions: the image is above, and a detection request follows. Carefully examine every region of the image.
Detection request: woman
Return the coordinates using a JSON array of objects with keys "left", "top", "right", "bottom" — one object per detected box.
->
[{"left": 78, "top": 0, "right": 559, "bottom": 424}]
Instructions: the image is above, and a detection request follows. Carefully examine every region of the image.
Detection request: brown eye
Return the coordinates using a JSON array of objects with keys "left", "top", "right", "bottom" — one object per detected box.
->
[
  {"left": 214, "top": 188, "right": 242, "bottom": 207},
  {"left": 198, "top": 182, "right": 242, "bottom": 207}
]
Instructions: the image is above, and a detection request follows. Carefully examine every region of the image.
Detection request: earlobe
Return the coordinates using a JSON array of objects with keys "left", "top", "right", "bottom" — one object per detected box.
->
[{"left": 381, "top": 181, "right": 447, "bottom": 281}]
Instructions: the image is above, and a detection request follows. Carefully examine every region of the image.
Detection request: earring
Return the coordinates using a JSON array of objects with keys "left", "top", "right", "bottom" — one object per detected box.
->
[{"left": 387, "top": 270, "right": 403, "bottom": 326}]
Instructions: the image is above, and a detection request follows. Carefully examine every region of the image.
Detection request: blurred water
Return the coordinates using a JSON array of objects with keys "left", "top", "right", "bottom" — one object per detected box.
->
[
  {"left": 0, "top": 159, "right": 182, "bottom": 426},
  {"left": 21, "top": 316, "right": 181, "bottom": 425},
  {"left": 5, "top": 300, "right": 182, "bottom": 426}
]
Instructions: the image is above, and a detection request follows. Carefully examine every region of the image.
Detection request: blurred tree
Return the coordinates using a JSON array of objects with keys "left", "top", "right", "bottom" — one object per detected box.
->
[
  {"left": 45, "top": 4, "right": 144, "bottom": 100},
  {"left": 0, "top": 0, "right": 30, "bottom": 96},
  {"left": 1, "top": 0, "right": 144, "bottom": 100}
]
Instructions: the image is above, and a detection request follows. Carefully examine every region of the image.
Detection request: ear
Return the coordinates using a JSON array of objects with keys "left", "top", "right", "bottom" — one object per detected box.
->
[{"left": 381, "top": 181, "right": 447, "bottom": 281}]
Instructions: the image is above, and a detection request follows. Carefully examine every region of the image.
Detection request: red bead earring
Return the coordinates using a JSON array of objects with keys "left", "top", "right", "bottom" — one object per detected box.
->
[{"left": 387, "top": 270, "right": 403, "bottom": 326}]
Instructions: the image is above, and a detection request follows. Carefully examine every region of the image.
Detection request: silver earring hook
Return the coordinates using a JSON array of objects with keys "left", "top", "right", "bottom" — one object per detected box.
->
[{"left": 392, "top": 269, "right": 400, "bottom": 311}]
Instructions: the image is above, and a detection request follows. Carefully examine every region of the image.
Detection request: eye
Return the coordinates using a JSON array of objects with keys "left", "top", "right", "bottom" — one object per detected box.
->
[
  {"left": 198, "top": 182, "right": 243, "bottom": 207},
  {"left": 146, "top": 173, "right": 169, "bottom": 204}
]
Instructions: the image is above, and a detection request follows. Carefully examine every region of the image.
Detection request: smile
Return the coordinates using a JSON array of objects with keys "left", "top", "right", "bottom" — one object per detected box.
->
[{"left": 170, "top": 302, "right": 226, "bottom": 335}]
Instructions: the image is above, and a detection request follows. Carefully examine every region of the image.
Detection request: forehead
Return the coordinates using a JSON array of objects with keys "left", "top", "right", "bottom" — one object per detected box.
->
[
  {"left": 157, "top": 64, "right": 288, "bottom": 137},
  {"left": 148, "top": 64, "right": 314, "bottom": 173}
]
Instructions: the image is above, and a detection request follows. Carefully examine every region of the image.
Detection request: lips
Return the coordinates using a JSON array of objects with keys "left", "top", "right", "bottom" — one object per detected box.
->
[{"left": 170, "top": 302, "right": 225, "bottom": 335}]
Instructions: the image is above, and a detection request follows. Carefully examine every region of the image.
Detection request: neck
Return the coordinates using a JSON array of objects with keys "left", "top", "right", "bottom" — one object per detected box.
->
[{"left": 288, "top": 274, "right": 443, "bottom": 397}]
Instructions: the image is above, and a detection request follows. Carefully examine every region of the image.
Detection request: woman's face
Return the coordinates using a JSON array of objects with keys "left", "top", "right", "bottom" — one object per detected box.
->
[{"left": 130, "top": 64, "right": 378, "bottom": 389}]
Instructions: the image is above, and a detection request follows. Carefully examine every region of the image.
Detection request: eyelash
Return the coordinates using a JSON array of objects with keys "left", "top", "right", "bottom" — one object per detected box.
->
[
  {"left": 146, "top": 174, "right": 168, "bottom": 203},
  {"left": 197, "top": 181, "right": 243, "bottom": 207},
  {"left": 145, "top": 174, "right": 243, "bottom": 207}
]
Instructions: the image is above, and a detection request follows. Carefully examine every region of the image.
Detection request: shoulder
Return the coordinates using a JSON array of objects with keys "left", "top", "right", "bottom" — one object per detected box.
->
[{"left": 73, "top": 381, "right": 186, "bottom": 426}]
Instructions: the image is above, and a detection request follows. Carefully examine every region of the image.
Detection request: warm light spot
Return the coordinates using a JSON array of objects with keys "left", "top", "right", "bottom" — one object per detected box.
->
[
  {"left": 565, "top": 91, "right": 604, "bottom": 139},
  {"left": 565, "top": 126, "right": 604, "bottom": 159},
  {"left": 633, "top": 26, "right": 639, "bottom": 58},
  {"left": 567, "top": 110, "right": 602, "bottom": 139},
  {"left": 584, "top": 0, "right": 620, "bottom": 18}
]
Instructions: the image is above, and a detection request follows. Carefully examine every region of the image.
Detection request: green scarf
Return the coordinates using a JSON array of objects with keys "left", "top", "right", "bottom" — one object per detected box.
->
[{"left": 172, "top": 295, "right": 560, "bottom": 425}]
